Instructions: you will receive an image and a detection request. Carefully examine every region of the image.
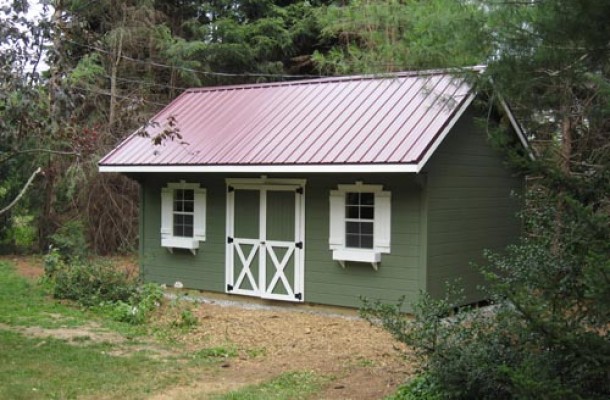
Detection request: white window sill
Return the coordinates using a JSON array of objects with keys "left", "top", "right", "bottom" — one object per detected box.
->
[
  {"left": 162, "top": 237, "right": 199, "bottom": 255},
  {"left": 332, "top": 249, "right": 381, "bottom": 270}
]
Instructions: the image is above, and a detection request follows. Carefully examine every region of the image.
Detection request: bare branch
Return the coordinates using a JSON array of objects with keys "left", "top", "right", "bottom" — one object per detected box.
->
[
  {"left": 0, "top": 167, "right": 43, "bottom": 216},
  {"left": 0, "top": 149, "right": 81, "bottom": 165}
]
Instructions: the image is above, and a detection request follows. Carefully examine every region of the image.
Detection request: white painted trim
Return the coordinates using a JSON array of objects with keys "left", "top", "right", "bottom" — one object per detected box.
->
[
  {"left": 225, "top": 181, "right": 305, "bottom": 302},
  {"left": 329, "top": 183, "right": 392, "bottom": 262},
  {"left": 337, "top": 183, "right": 384, "bottom": 192},
  {"left": 417, "top": 92, "right": 477, "bottom": 172},
  {"left": 99, "top": 164, "right": 419, "bottom": 174},
  {"left": 226, "top": 177, "right": 307, "bottom": 186},
  {"left": 225, "top": 188, "right": 235, "bottom": 292},
  {"left": 499, "top": 98, "right": 535, "bottom": 160},
  {"left": 259, "top": 189, "right": 267, "bottom": 298},
  {"left": 161, "top": 237, "right": 199, "bottom": 255},
  {"left": 161, "top": 181, "right": 206, "bottom": 254},
  {"left": 332, "top": 249, "right": 381, "bottom": 270}
]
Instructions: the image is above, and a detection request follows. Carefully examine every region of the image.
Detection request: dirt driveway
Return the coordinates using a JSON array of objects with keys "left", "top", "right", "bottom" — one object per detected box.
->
[{"left": 7, "top": 256, "right": 412, "bottom": 399}]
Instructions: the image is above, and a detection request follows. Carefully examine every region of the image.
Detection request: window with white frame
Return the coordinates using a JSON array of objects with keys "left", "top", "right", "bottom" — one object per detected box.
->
[
  {"left": 161, "top": 182, "right": 206, "bottom": 253},
  {"left": 329, "top": 183, "right": 391, "bottom": 269},
  {"left": 345, "top": 192, "right": 375, "bottom": 249}
]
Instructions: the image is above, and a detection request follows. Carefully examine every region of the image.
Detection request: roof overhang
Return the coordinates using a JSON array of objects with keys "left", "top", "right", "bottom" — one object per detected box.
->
[
  {"left": 98, "top": 163, "right": 420, "bottom": 174},
  {"left": 98, "top": 90, "right": 531, "bottom": 174}
]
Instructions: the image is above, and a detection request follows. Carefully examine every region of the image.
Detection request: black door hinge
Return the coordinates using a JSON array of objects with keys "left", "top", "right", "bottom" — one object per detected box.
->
[
  {"left": 227, "top": 186, "right": 234, "bottom": 193},
  {"left": 295, "top": 241, "right": 303, "bottom": 249},
  {"left": 294, "top": 292, "right": 302, "bottom": 300},
  {"left": 296, "top": 187, "right": 303, "bottom": 194},
  {"left": 227, "top": 236, "right": 234, "bottom": 244},
  {"left": 227, "top": 284, "right": 233, "bottom": 291}
]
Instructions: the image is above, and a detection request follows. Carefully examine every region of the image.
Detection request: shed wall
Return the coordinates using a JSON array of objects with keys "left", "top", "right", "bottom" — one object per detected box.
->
[
  {"left": 138, "top": 173, "right": 423, "bottom": 308},
  {"left": 423, "top": 110, "right": 523, "bottom": 302}
]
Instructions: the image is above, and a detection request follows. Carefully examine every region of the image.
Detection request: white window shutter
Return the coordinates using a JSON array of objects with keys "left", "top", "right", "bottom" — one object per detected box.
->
[
  {"left": 193, "top": 188, "right": 207, "bottom": 241},
  {"left": 160, "top": 187, "right": 173, "bottom": 238},
  {"left": 374, "top": 191, "right": 391, "bottom": 253},
  {"left": 329, "top": 190, "right": 345, "bottom": 250}
]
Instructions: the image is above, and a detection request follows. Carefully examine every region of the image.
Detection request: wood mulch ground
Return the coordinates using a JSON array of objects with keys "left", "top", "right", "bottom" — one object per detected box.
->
[{"left": 5, "top": 255, "right": 414, "bottom": 399}]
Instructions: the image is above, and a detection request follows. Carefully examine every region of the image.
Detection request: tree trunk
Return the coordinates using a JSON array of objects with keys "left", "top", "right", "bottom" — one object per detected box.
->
[{"left": 109, "top": 7, "right": 125, "bottom": 130}]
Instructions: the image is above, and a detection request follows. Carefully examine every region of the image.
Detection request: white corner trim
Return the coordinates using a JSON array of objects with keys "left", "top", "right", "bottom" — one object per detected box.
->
[
  {"left": 98, "top": 163, "right": 419, "bottom": 174},
  {"left": 416, "top": 92, "right": 477, "bottom": 172},
  {"left": 498, "top": 98, "right": 535, "bottom": 160}
]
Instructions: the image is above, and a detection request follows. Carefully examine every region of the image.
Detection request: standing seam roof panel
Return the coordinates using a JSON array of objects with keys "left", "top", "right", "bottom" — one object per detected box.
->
[
  {"left": 282, "top": 80, "right": 380, "bottom": 164},
  {"left": 99, "top": 70, "right": 479, "bottom": 167}
]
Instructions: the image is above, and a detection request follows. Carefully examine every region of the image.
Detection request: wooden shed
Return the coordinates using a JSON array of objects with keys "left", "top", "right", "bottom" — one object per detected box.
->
[{"left": 99, "top": 68, "right": 528, "bottom": 309}]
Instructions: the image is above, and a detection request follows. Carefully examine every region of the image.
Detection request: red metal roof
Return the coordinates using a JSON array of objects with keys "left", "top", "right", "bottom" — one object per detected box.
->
[{"left": 99, "top": 69, "right": 478, "bottom": 171}]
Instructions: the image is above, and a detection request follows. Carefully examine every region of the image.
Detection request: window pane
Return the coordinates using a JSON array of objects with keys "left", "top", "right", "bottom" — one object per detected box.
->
[
  {"left": 361, "top": 193, "right": 374, "bottom": 206},
  {"left": 173, "top": 223, "right": 182, "bottom": 237},
  {"left": 174, "top": 200, "right": 182, "bottom": 212},
  {"left": 183, "top": 201, "right": 194, "bottom": 213},
  {"left": 360, "top": 235, "right": 374, "bottom": 249},
  {"left": 346, "top": 234, "right": 360, "bottom": 248},
  {"left": 183, "top": 189, "right": 194, "bottom": 201},
  {"left": 346, "top": 206, "right": 359, "bottom": 219},
  {"left": 346, "top": 221, "right": 360, "bottom": 234},
  {"left": 360, "top": 206, "right": 374, "bottom": 220},
  {"left": 361, "top": 222, "right": 373, "bottom": 235},
  {"left": 173, "top": 213, "right": 194, "bottom": 238},
  {"left": 346, "top": 192, "right": 359, "bottom": 205}
]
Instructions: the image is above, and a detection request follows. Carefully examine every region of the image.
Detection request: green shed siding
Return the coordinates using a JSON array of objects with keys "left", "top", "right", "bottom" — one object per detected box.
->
[
  {"left": 138, "top": 173, "right": 422, "bottom": 308},
  {"left": 423, "top": 110, "right": 522, "bottom": 302},
  {"left": 139, "top": 175, "right": 226, "bottom": 290}
]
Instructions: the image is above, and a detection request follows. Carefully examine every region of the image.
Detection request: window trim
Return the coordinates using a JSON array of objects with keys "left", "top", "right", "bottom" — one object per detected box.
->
[
  {"left": 161, "top": 181, "right": 206, "bottom": 254},
  {"left": 329, "top": 182, "right": 391, "bottom": 270}
]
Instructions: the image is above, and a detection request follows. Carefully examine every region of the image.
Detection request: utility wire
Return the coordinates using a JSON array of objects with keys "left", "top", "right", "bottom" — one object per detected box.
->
[
  {"left": 72, "top": 85, "right": 169, "bottom": 107},
  {"left": 64, "top": 38, "right": 326, "bottom": 80}
]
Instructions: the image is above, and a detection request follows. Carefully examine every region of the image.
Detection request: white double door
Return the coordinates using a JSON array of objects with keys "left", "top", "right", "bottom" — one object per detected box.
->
[{"left": 225, "top": 181, "right": 305, "bottom": 302}]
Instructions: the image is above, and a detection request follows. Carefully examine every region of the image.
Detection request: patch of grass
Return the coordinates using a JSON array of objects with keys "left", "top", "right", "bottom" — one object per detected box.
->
[
  {"left": 355, "top": 356, "right": 376, "bottom": 367},
  {"left": 0, "top": 261, "right": 88, "bottom": 328},
  {"left": 245, "top": 346, "right": 267, "bottom": 359},
  {"left": 0, "top": 330, "right": 187, "bottom": 399},
  {"left": 213, "top": 371, "right": 326, "bottom": 400},
  {"left": 0, "top": 261, "right": 145, "bottom": 337},
  {"left": 194, "top": 345, "right": 238, "bottom": 359}
]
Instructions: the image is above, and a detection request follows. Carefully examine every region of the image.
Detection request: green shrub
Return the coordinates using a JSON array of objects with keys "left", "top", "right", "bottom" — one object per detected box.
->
[
  {"left": 386, "top": 375, "right": 442, "bottom": 400},
  {"left": 46, "top": 251, "right": 164, "bottom": 325},
  {"left": 43, "top": 247, "right": 65, "bottom": 277},
  {"left": 52, "top": 260, "right": 137, "bottom": 307},
  {"left": 49, "top": 220, "right": 89, "bottom": 262},
  {"left": 2, "top": 214, "right": 37, "bottom": 253}
]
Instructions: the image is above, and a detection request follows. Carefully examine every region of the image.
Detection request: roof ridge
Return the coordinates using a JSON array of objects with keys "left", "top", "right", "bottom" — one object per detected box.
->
[{"left": 185, "top": 65, "right": 486, "bottom": 94}]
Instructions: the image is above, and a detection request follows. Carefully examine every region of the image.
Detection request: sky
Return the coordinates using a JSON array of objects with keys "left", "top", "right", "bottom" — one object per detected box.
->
[{"left": 1, "top": 0, "right": 51, "bottom": 71}]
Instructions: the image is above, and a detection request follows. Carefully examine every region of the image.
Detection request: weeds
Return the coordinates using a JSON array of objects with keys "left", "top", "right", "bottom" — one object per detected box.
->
[{"left": 43, "top": 249, "right": 163, "bottom": 325}]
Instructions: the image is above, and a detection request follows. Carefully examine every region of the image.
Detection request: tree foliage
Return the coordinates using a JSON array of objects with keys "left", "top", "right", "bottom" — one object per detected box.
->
[
  {"left": 314, "top": 0, "right": 488, "bottom": 73},
  {"left": 357, "top": 1, "right": 610, "bottom": 398},
  {"left": 0, "top": 0, "right": 332, "bottom": 254}
]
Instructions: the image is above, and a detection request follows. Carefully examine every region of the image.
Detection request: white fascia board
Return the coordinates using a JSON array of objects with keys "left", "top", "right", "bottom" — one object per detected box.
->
[
  {"left": 98, "top": 163, "right": 419, "bottom": 174},
  {"left": 499, "top": 98, "right": 535, "bottom": 160},
  {"left": 416, "top": 93, "right": 477, "bottom": 172}
]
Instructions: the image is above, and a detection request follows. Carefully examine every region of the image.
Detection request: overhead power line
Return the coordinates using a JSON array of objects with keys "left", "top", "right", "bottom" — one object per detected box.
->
[{"left": 64, "top": 39, "right": 327, "bottom": 81}]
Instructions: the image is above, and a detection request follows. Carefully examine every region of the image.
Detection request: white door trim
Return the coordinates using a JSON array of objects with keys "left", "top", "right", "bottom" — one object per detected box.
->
[{"left": 225, "top": 179, "right": 306, "bottom": 302}]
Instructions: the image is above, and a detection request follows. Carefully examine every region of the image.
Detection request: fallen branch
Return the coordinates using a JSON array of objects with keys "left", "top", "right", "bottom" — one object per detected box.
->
[{"left": 0, "top": 167, "right": 43, "bottom": 216}]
